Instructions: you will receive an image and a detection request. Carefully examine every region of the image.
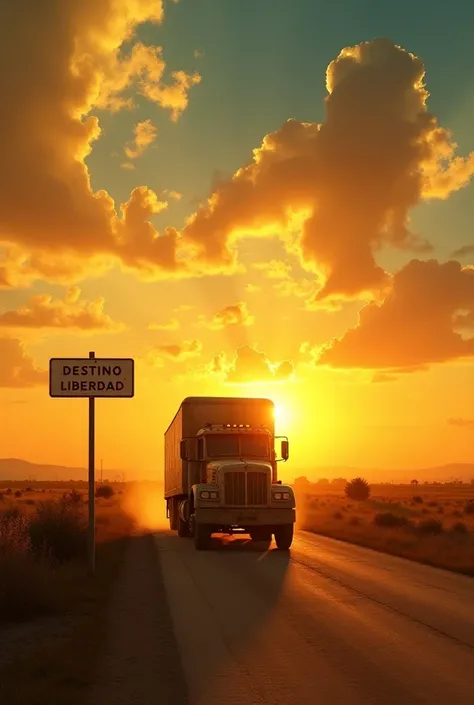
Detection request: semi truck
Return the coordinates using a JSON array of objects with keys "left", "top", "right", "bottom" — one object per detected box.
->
[{"left": 164, "top": 396, "right": 296, "bottom": 550}]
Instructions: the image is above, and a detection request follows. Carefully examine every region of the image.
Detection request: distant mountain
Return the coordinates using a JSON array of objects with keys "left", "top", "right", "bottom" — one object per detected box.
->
[
  {"left": 0, "top": 458, "right": 124, "bottom": 482},
  {"left": 300, "top": 464, "right": 474, "bottom": 484},
  {"left": 1, "top": 457, "right": 473, "bottom": 484}
]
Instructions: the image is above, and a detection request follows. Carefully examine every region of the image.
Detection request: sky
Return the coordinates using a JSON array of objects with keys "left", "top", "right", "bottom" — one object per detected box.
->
[{"left": 1, "top": 0, "right": 474, "bottom": 481}]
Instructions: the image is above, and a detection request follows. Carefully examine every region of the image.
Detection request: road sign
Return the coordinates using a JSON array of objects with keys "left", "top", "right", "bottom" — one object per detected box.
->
[
  {"left": 49, "top": 352, "right": 134, "bottom": 577},
  {"left": 49, "top": 357, "right": 134, "bottom": 398}
]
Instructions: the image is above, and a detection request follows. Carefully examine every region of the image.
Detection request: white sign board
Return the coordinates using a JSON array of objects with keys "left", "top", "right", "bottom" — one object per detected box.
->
[{"left": 49, "top": 358, "right": 134, "bottom": 398}]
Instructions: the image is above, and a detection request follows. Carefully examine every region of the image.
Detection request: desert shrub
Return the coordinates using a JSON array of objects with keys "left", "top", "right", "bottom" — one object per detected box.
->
[
  {"left": 0, "top": 492, "right": 3, "bottom": 501},
  {"left": 1, "top": 505, "right": 21, "bottom": 521},
  {"left": 374, "top": 512, "right": 408, "bottom": 528},
  {"left": 349, "top": 516, "right": 360, "bottom": 526},
  {"left": 95, "top": 484, "right": 114, "bottom": 499},
  {"left": 5, "top": 488, "right": 12, "bottom": 495},
  {"left": 24, "top": 487, "right": 33, "bottom": 493},
  {"left": 28, "top": 500, "right": 87, "bottom": 564},
  {"left": 0, "top": 513, "right": 31, "bottom": 556},
  {"left": 417, "top": 518, "right": 443, "bottom": 535},
  {"left": 451, "top": 521, "right": 468, "bottom": 534},
  {"left": 421, "top": 507, "right": 430, "bottom": 514},
  {"left": 25, "top": 498, "right": 36, "bottom": 506},
  {"left": 333, "top": 511, "right": 343, "bottom": 520},
  {"left": 452, "top": 509, "right": 462, "bottom": 517},
  {"left": 464, "top": 502, "right": 474, "bottom": 515},
  {"left": 62, "top": 489, "right": 83, "bottom": 507},
  {"left": 427, "top": 500, "right": 438, "bottom": 507},
  {"left": 14, "top": 490, "right": 22, "bottom": 498},
  {"left": 437, "top": 506, "right": 444, "bottom": 514},
  {"left": 412, "top": 495, "right": 423, "bottom": 504},
  {"left": 345, "top": 477, "right": 370, "bottom": 501}
]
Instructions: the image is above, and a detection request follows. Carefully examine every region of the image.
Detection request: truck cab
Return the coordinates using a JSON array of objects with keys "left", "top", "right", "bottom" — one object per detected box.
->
[{"left": 179, "top": 423, "right": 295, "bottom": 550}]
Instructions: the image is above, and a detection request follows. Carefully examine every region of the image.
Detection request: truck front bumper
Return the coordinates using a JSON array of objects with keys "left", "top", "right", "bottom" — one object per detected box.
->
[{"left": 194, "top": 507, "right": 295, "bottom": 526}]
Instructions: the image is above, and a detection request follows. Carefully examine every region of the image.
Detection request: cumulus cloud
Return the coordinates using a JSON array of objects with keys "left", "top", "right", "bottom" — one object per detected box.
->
[
  {"left": 147, "top": 339, "right": 202, "bottom": 365},
  {"left": 181, "top": 38, "right": 474, "bottom": 299},
  {"left": 315, "top": 259, "right": 474, "bottom": 370},
  {"left": 0, "top": 286, "right": 123, "bottom": 332},
  {"left": 147, "top": 318, "right": 180, "bottom": 330},
  {"left": 252, "top": 260, "right": 292, "bottom": 279},
  {"left": 0, "top": 338, "right": 47, "bottom": 388},
  {"left": 0, "top": 0, "right": 201, "bottom": 285},
  {"left": 451, "top": 244, "right": 474, "bottom": 259},
  {"left": 196, "top": 345, "right": 294, "bottom": 384},
  {"left": 198, "top": 302, "right": 254, "bottom": 330},
  {"left": 124, "top": 119, "right": 158, "bottom": 159},
  {"left": 447, "top": 417, "right": 474, "bottom": 429}
]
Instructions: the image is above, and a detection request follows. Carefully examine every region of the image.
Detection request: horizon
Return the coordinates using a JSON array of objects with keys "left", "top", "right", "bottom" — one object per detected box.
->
[{"left": 1, "top": 1, "right": 474, "bottom": 482}]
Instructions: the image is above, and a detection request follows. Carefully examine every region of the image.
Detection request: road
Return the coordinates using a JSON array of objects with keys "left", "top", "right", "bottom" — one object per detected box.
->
[{"left": 154, "top": 529, "right": 474, "bottom": 705}]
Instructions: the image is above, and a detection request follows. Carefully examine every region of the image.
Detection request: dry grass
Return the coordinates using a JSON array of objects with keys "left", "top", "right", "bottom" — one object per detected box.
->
[
  {"left": 0, "top": 483, "right": 136, "bottom": 705},
  {"left": 296, "top": 483, "right": 474, "bottom": 576}
]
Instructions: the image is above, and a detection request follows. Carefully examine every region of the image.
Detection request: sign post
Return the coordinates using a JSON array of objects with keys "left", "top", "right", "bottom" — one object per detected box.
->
[
  {"left": 88, "top": 351, "right": 95, "bottom": 576},
  {"left": 49, "top": 353, "right": 135, "bottom": 576}
]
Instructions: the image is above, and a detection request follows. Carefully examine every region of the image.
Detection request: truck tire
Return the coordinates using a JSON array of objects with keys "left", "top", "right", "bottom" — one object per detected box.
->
[
  {"left": 194, "top": 522, "right": 211, "bottom": 550},
  {"left": 169, "top": 499, "right": 178, "bottom": 531},
  {"left": 274, "top": 524, "right": 293, "bottom": 550},
  {"left": 249, "top": 528, "right": 272, "bottom": 549},
  {"left": 177, "top": 516, "right": 190, "bottom": 537}
]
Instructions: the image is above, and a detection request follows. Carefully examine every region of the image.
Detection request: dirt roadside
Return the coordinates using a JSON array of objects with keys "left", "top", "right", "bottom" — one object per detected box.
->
[{"left": 86, "top": 532, "right": 188, "bottom": 705}]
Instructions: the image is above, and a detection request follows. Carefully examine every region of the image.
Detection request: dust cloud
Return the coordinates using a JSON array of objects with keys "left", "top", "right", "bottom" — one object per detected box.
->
[{"left": 121, "top": 482, "right": 169, "bottom": 532}]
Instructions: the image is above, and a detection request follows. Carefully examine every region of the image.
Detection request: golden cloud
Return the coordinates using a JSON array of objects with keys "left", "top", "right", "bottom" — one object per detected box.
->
[
  {"left": 147, "top": 318, "right": 180, "bottom": 331},
  {"left": 0, "top": 338, "right": 47, "bottom": 388},
  {"left": 181, "top": 38, "right": 474, "bottom": 299},
  {"left": 124, "top": 119, "right": 158, "bottom": 159},
  {"left": 0, "top": 287, "right": 123, "bottom": 332},
  {"left": 0, "top": 0, "right": 200, "bottom": 285},
  {"left": 252, "top": 260, "right": 292, "bottom": 279},
  {"left": 447, "top": 417, "right": 474, "bottom": 429},
  {"left": 198, "top": 345, "right": 295, "bottom": 384},
  {"left": 315, "top": 259, "right": 474, "bottom": 370},
  {"left": 198, "top": 302, "right": 254, "bottom": 330},
  {"left": 147, "top": 339, "right": 202, "bottom": 366}
]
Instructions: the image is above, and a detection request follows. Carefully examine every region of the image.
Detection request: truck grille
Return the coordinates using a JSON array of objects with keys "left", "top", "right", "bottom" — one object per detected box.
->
[{"left": 224, "top": 471, "right": 268, "bottom": 506}]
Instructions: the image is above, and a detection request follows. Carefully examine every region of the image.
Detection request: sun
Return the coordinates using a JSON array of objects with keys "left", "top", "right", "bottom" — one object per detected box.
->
[{"left": 274, "top": 403, "right": 289, "bottom": 429}]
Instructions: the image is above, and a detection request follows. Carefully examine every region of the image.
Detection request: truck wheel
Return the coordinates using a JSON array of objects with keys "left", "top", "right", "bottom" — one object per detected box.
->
[
  {"left": 249, "top": 529, "right": 272, "bottom": 549},
  {"left": 169, "top": 500, "right": 178, "bottom": 531},
  {"left": 177, "top": 516, "right": 190, "bottom": 537},
  {"left": 194, "top": 522, "right": 211, "bottom": 550},
  {"left": 274, "top": 524, "right": 293, "bottom": 550}
]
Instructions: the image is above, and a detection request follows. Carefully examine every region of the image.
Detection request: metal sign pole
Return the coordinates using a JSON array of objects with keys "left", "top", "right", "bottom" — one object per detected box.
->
[{"left": 88, "top": 350, "right": 96, "bottom": 576}]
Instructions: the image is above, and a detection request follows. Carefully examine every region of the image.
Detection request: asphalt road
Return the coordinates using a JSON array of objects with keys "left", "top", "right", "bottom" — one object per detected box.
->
[{"left": 154, "top": 529, "right": 474, "bottom": 705}]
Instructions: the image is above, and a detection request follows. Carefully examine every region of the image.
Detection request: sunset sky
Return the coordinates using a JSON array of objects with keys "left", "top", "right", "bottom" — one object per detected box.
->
[{"left": 1, "top": 0, "right": 474, "bottom": 481}]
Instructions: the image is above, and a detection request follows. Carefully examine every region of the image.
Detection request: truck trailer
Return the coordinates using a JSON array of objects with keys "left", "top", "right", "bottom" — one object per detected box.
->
[{"left": 164, "top": 396, "right": 296, "bottom": 550}]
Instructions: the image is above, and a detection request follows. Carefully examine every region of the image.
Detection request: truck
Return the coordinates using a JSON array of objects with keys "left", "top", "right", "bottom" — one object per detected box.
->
[{"left": 164, "top": 396, "right": 296, "bottom": 551}]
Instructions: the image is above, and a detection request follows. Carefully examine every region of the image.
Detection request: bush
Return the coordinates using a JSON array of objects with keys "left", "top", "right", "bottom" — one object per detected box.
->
[
  {"left": 0, "top": 513, "right": 31, "bottom": 556},
  {"left": 464, "top": 502, "right": 474, "bottom": 515},
  {"left": 28, "top": 501, "right": 87, "bottom": 564},
  {"left": 14, "top": 490, "right": 22, "bottom": 498},
  {"left": 349, "top": 516, "right": 360, "bottom": 526},
  {"left": 451, "top": 521, "right": 468, "bottom": 534},
  {"left": 417, "top": 518, "right": 443, "bottom": 535},
  {"left": 412, "top": 495, "right": 423, "bottom": 504},
  {"left": 345, "top": 477, "right": 371, "bottom": 501},
  {"left": 333, "top": 511, "right": 343, "bottom": 520},
  {"left": 5, "top": 489, "right": 12, "bottom": 495},
  {"left": 374, "top": 512, "right": 408, "bottom": 528},
  {"left": 62, "top": 489, "right": 83, "bottom": 507},
  {"left": 95, "top": 484, "right": 114, "bottom": 499}
]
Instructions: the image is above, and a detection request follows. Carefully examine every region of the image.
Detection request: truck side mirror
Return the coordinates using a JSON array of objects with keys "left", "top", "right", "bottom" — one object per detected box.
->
[
  {"left": 281, "top": 439, "right": 289, "bottom": 461},
  {"left": 180, "top": 439, "right": 188, "bottom": 461}
]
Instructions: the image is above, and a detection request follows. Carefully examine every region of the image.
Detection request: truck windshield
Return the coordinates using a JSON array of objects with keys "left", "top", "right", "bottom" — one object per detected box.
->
[{"left": 206, "top": 433, "right": 270, "bottom": 458}]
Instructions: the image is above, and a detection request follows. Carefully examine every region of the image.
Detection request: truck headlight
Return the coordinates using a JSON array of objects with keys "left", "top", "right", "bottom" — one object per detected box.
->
[
  {"left": 272, "top": 491, "right": 291, "bottom": 501},
  {"left": 199, "top": 490, "right": 219, "bottom": 500}
]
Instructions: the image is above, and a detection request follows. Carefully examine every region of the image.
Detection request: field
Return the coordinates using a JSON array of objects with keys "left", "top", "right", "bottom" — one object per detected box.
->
[
  {"left": 296, "top": 482, "right": 474, "bottom": 576},
  {"left": 0, "top": 481, "right": 142, "bottom": 705}
]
